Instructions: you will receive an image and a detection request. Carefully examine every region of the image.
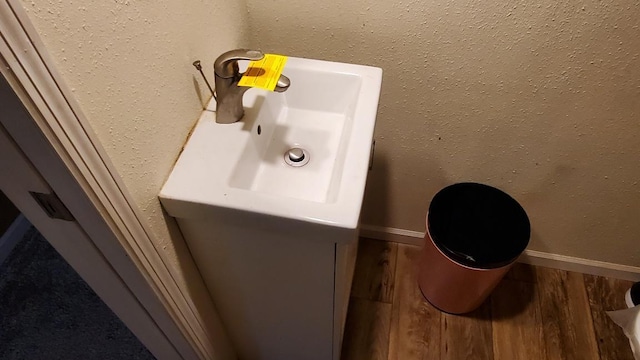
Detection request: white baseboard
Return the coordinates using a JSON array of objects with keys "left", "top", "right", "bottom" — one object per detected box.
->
[
  {"left": 359, "top": 225, "right": 424, "bottom": 246},
  {"left": 518, "top": 250, "right": 640, "bottom": 282},
  {"left": 359, "top": 224, "right": 640, "bottom": 282},
  {"left": 0, "top": 214, "right": 31, "bottom": 267}
]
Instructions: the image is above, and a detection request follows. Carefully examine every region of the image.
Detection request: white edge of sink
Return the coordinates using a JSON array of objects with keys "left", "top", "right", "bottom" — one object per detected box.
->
[{"left": 159, "top": 57, "right": 383, "bottom": 230}]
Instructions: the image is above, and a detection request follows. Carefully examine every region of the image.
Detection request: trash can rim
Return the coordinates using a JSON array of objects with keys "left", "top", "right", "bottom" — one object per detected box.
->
[{"left": 427, "top": 182, "right": 530, "bottom": 269}]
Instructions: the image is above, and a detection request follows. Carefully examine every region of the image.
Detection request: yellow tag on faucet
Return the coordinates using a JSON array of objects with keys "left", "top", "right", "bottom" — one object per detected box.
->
[{"left": 238, "top": 54, "right": 288, "bottom": 91}]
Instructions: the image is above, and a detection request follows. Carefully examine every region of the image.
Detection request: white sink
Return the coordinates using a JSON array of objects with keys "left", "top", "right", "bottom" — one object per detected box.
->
[{"left": 160, "top": 56, "right": 382, "bottom": 229}]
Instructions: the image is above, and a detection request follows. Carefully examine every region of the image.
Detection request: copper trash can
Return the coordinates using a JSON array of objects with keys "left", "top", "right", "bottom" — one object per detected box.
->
[{"left": 417, "top": 183, "right": 530, "bottom": 314}]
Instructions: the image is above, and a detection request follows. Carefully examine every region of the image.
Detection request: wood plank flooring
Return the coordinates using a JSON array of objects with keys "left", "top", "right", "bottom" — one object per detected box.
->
[{"left": 342, "top": 238, "right": 635, "bottom": 360}]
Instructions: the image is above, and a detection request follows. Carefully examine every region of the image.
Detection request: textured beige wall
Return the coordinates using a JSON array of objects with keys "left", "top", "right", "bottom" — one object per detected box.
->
[
  {"left": 247, "top": 0, "right": 640, "bottom": 266},
  {"left": 20, "top": 0, "right": 640, "bottom": 270},
  {"left": 20, "top": 0, "right": 248, "bottom": 354},
  {"left": 21, "top": 0, "right": 247, "bottom": 268}
]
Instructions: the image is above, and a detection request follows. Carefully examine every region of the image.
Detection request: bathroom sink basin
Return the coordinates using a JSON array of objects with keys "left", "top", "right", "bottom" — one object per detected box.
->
[{"left": 160, "top": 56, "right": 382, "bottom": 229}]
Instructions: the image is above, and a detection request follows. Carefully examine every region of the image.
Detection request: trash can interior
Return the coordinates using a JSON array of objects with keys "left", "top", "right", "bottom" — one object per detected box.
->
[{"left": 428, "top": 182, "right": 530, "bottom": 269}]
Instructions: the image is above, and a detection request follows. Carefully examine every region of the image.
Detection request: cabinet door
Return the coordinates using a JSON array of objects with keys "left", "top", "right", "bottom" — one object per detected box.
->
[{"left": 179, "top": 218, "right": 336, "bottom": 360}]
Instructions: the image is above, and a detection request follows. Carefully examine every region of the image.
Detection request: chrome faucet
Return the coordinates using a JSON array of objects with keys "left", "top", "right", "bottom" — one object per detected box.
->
[{"left": 213, "top": 49, "right": 290, "bottom": 124}]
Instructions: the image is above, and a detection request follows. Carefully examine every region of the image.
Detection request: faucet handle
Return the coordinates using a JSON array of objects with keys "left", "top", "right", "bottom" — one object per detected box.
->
[{"left": 214, "top": 49, "right": 264, "bottom": 78}]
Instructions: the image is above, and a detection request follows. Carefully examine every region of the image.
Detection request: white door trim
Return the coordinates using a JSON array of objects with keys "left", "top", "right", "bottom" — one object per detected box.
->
[{"left": 0, "top": 1, "right": 233, "bottom": 359}]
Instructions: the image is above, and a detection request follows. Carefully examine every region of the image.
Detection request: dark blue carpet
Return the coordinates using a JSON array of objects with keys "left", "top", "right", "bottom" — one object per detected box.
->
[{"left": 0, "top": 227, "right": 155, "bottom": 360}]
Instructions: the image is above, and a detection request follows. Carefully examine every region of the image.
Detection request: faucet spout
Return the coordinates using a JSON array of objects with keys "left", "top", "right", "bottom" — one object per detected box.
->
[
  {"left": 274, "top": 75, "right": 291, "bottom": 93},
  {"left": 213, "top": 49, "right": 290, "bottom": 124}
]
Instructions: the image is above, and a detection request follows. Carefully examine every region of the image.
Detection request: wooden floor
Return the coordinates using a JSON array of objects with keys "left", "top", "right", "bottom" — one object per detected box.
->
[{"left": 341, "top": 238, "right": 635, "bottom": 360}]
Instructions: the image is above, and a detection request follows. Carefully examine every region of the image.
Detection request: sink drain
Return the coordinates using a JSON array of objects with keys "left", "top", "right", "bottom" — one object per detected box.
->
[{"left": 284, "top": 147, "right": 309, "bottom": 167}]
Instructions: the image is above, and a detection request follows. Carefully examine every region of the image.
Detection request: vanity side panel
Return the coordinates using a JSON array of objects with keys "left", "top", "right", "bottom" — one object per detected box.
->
[
  {"left": 333, "top": 233, "right": 359, "bottom": 360},
  {"left": 177, "top": 217, "right": 335, "bottom": 360}
]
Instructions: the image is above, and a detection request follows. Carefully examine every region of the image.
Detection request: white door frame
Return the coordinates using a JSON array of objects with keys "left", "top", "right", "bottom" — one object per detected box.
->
[{"left": 0, "top": 1, "right": 233, "bottom": 359}]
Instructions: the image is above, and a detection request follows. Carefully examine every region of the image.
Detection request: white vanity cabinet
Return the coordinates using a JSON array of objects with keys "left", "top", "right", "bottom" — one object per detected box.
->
[
  {"left": 159, "top": 56, "right": 381, "bottom": 360},
  {"left": 171, "top": 210, "right": 358, "bottom": 360}
]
